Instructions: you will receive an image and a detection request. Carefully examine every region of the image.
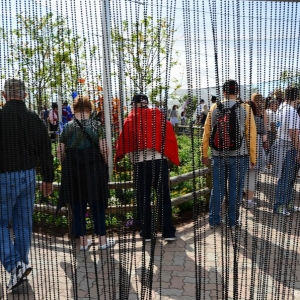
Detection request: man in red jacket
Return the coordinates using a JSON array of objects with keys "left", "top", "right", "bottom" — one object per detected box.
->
[{"left": 115, "top": 94, "right": 179, "bottom": 242}]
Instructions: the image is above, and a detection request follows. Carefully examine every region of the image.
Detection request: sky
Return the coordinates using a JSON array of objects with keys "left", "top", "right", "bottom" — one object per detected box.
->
[{"left": 1, "top": 0, "right": 300, "bottom": 104}]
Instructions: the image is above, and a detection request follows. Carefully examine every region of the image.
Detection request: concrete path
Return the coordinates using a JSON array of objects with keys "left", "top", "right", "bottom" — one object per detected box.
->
[{"left": 1, "top": 174, "right": 300, "bottom": 299}]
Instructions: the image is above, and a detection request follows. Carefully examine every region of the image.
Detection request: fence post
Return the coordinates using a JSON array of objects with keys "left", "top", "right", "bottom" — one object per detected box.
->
[{"left": 205, "top": 161, "right": 212, "bottom": 209}]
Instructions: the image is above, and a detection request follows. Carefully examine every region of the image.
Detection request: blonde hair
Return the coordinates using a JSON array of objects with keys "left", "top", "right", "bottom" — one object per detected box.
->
[
  {"left": 251, "top": 93, "right": 264, "bottom": 104},
  {"left": 73, "top": 95, "right": 94, "bottom": 113}
]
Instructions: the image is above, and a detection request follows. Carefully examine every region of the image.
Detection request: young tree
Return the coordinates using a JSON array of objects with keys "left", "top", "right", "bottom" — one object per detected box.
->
[
  {"left": 111, "top": 16, "right": 181, "bottom": 105},
  {"left": 0, "top": 12, "right": 96, "bottom": 110},
  {"left": 280, "top": 70, "right": 300, "bottom": 92}
]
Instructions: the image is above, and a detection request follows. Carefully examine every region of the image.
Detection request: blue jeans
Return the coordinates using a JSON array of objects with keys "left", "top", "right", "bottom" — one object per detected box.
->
[
  {"left": 0, "top": 169, "right": 36, "bottom": 272},
  {"left": 209, "top": 156, "right": 249, "bottom": 227},
  {"left": 134, "top": 159, "right": 176, "bottom": 239},
  {"left": 274, "top": 149, "right": 299, "bottom": 212}
]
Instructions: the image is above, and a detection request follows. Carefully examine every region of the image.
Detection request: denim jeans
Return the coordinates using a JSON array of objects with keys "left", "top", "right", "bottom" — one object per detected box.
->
[
  {"left": 274, "top": 149, "right": 299, "bottom": 212},
  {"left": 134, "top": 159, "right": 176, "bottom": 239},
  {"left": 0, "top": 169, "right": 36, "bottom": 272},
  {"left": 209, "top": 156, "right": 249, "bottom": 227}
]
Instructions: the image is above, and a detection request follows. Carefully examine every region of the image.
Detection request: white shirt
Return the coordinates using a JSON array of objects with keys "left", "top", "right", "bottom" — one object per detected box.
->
[
  {"left": 195, "top": 103, "right": 204, "bottom": 116},
  {"left": 266, "top": 109, "right": 276, "bottom": 132},
  {"left": 276, "top": 102, "right": 300, "bottom": 141},
  {"left": 128, "top": 149, "right": 167, "bottom": 163}
]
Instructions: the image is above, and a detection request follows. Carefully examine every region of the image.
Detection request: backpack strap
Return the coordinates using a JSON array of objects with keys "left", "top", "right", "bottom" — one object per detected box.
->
[{"left": 74, "top": 118, "right": 99, "bottom": 149}]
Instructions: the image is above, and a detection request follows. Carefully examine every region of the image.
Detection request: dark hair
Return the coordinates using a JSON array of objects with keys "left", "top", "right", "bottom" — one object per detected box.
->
[
  {"left": 52, "top": 102, "right": 58, "bottom": 109},
  {"left": 265, "top": 96, "right": 272, "bottom": 109},
  {"left": 285, "top": 86, "right": 299, "bottom": 102},
  {"left": 181, "top": 111, "right": 185, "bottom": 117},
  {"left": 131, "top": 94, "right": 149, "bottom": 105},
  {"left": 267, "top": 99, "right": 277, "bottom": 109},
  {"left": 172, "top": 105, "right": 178, "bottom": 110},
  {"left": 222, "top": 79, "right": 239, "bottom": 95},
  {"left": 211, "top": 95, "right": 217, "bottom": 103},
  {"left": 200, "top": 99, "right": 205, "bottom": 103},
  {"left": 248, "top": 100, "right": 257, "bottom": 116}
]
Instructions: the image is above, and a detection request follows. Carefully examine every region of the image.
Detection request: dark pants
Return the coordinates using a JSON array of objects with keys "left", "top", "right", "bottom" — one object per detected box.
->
[
  {"left": 134, "top": 159, "right": 175, "bottom": 239},
  {"left": 266, "top": 131, "right": 276, "bottom": 155},
  {"left": 70, "top": 200, "right": 106, "bottom": 237},
  {"left": 49, "top": 123, "right": 58, "bottom": 140}
]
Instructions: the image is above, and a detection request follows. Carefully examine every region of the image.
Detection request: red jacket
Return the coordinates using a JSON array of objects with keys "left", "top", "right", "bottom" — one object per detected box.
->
[{"left": 115, "top": 107, "right": 180, "bottom": 166}]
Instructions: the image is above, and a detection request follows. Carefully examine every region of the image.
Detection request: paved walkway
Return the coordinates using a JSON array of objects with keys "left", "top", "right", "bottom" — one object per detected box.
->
[{"left": 1, "top": 174, "right": 300, "bottom": 299}]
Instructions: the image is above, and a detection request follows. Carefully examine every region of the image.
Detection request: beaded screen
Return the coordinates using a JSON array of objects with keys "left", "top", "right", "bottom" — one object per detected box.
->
[{"left": 0, "top": 0, "right": 300, "bottom": 299}]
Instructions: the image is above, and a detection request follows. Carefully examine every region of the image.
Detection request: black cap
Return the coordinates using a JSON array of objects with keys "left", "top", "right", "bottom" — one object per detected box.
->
[
  {"left": 131, "top": 94, "right": 149, "bottom": 105},
  {"left": 222, "top": 79, "right": 239, "bottom": 95}
]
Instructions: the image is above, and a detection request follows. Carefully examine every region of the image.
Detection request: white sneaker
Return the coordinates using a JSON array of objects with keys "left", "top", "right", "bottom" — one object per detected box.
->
[
  {"left": 276, "top": 207, "right": 291, "bottom": 216},
  {"left": 164, "top": 237, "right": 176, "bottom": 241},
  {"left": 7, "top": 262, "right": 32, "bottom": 291},
  {"left": 98, "top": 238, "right": 116, "bottom": 250},
  {"left": 244, "top": 200, "right": 256, "bottom": 209},
  {"left": 288, "top": 205, "right": 300, "bottom": 212},
  {"left": 80, "top": 239, "right": 92, "bottom": 251}
]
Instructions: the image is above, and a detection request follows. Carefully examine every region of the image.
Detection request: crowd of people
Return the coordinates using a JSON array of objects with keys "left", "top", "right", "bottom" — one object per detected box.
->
[
  {"left": 1, "top": 77, "right": 300, "bottom": 292},
  {"left": 202, "top": 80, "right": 300, "bottom": 230}
]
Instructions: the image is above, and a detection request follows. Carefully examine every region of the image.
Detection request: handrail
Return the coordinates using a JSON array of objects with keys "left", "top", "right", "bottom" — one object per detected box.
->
[{"left": 34, "top": 167, "right": 212, "bottom": 215}]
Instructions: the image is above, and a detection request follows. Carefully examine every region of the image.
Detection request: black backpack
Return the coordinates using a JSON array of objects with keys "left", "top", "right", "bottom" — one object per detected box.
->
[{"left": 210, "top": 102, "right": 243, "bottom": 151}]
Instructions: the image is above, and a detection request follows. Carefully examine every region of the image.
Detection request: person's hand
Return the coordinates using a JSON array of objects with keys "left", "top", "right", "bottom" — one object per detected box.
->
[
  {"left": 202, "top": 157, "right": 210, "bottom": 167},
  {"left": 40, "top": 182, "right": 53, "bottom": 197},
  {"left": 250, "top": 162, "right": 256, "bottom": 169}
]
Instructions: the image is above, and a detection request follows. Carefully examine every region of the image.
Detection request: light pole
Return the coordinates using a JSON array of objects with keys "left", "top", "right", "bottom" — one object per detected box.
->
[{"left": 102, "top": 0, "right": 113, "bottom": 176}]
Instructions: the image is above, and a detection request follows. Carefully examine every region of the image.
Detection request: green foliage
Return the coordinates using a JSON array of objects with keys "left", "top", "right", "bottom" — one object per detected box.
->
[
  {"left": 1, "top": 12, "right": 95, "bottom": 110},
  {"left": 111, "top": 16, "right": 181, "bottom": 104},
  {"left": 179, "top": 94, "right": 198, "bottom": 119},
  {"left": 280, "top": 70, "right": 300, "bottom": 88}
]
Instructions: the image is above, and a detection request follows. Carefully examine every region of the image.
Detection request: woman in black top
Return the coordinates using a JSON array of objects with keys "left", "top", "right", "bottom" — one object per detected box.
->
[{"left": 57, "top": 96, "right": 115, "bottom": 251}]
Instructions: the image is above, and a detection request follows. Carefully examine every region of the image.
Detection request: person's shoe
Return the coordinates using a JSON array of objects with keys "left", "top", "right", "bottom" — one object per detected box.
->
[
  {"left": 7, "top": 262, "right": 32, "bottom": 291},
  {"left": 244, "top": 200, "right": 256, "bottom": 209},
  {"left": 275, "top": 206, "right": 291, "bottom": 216},
  {"left": 98, "top": 238, "right": 116, "bottom": 250},
  {"left": 163, "top": 236, "right": 176, "bottom": 241},
  {"left": 288, "top": 205, "right": 300, "bottom": 212},
  {"left": 80, "top": 239, "right": 92, "bottom": 251},
  {"left": 145, "top": 238, "right": 152, "bottom": 242}
]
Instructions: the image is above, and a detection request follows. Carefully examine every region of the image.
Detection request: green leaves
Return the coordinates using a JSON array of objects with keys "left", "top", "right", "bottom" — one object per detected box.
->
[
  {"left": 1, "top": 12, "right": 96, "bottom": 111},
  {"left": 111, "top": 16, "right": 180, "bottom": 103}
]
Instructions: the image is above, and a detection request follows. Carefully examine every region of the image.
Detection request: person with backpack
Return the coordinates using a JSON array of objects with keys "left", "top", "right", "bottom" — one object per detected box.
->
[{"left": 202, "top": 79, "right": 257, "bottom": 230}]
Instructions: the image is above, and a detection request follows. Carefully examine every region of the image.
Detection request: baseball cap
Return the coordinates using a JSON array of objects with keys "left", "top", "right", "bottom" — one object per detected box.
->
[
  {"left": 4, "top": 78, "right": 26, "bottom": 99},
  {"left": 131, "top": 94, "right": 149, "bottom": 105}
]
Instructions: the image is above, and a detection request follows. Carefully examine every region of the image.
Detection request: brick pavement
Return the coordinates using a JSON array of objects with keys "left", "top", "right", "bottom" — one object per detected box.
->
[{"left": 1, "top": 174, "right": 300, "bottom": 299}]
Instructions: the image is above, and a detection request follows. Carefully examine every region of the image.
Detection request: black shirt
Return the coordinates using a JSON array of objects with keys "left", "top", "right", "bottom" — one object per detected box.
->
[{"left": 0, "top": 100, "right": 54, "bottom": 182}]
